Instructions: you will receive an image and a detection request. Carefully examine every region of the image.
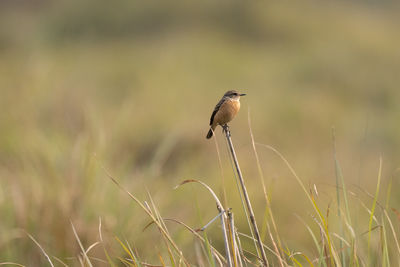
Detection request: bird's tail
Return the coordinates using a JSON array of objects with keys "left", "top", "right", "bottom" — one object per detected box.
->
[{"left": 206, "top": 126, "right": 215, "bottom": 139}]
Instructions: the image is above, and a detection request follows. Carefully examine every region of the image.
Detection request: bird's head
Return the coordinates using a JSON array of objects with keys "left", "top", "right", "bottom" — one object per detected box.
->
[{"left": 224, "top": 90, "right": 246, "bottom": 100}]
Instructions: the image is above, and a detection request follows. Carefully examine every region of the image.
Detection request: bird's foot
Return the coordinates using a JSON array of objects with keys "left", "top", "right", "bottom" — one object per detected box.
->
[{"left": 222, "top": 124, "right": 231, "bottom": 137}]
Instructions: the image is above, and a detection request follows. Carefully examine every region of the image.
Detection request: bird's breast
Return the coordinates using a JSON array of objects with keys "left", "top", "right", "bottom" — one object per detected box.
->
[{"left": 214, "top": 99, "right": 240, "bottom": 126}]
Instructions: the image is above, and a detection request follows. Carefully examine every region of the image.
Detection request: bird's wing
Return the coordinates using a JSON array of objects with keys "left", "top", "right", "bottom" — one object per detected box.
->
[{"left": 209, "top": 98, "right": 226, "bottom": 126}]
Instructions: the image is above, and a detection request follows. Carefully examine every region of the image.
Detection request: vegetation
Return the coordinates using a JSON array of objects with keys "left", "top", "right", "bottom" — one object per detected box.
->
[{"left": 0, "top": 0, "right": 400, "bottom": 266}]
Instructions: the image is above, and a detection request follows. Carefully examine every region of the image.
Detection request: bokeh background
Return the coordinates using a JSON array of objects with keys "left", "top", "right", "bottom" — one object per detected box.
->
[{"left": 1, "top": 0, "right": 400, "bottom": 265}]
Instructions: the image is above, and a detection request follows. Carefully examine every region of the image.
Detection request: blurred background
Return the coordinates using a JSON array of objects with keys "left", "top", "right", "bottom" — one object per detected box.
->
[{"left": 1, "top": 0, "right": 400, "bottom": 265}]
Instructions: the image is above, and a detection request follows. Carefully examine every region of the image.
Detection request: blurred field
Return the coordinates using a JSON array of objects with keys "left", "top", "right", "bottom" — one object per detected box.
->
[{"left": 1, "top": 0, "right": 400, "bottom": 266}]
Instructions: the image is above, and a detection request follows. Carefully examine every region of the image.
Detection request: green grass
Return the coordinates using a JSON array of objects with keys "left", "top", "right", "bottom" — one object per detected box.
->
[{"left": 1, "top": 0, "right": 400, "bottom": 266}]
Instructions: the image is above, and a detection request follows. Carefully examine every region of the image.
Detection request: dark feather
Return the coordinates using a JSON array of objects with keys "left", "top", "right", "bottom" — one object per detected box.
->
[
  {"left": 209, "top": 97, "right": 226, "bottom": 126},
  {"left": 206, "top": 128, "right": 213, "bottom": 139}
]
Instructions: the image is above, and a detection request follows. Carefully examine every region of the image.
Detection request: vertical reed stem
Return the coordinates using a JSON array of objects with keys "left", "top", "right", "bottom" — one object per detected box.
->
[
  {"left": 223, "top": 125, "right": 268, "bottom": 266},
  {"left": 216, "top": 204, "right": 233, "bottom": 267},
  {"left": 228, "top": 210, "right": 243, "bottom": 267}
]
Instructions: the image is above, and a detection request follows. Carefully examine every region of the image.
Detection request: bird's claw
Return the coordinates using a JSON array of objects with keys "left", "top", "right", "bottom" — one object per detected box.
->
[{"left": 222, "top": 124, "right": 231, "bottom": 137}]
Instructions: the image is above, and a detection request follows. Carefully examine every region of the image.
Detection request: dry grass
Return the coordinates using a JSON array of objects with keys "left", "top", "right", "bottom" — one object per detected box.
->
[{"left": 1, "top": 0, "right": 400, "bottom": 266}]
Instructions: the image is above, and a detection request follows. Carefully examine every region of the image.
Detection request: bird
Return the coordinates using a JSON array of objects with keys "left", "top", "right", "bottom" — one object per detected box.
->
[{"left": 206, "top": 90, "right": 246, "bottom": 139}]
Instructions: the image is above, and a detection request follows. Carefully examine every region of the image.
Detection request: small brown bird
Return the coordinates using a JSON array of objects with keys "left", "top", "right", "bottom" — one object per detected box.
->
[{"left": 206, "top": 90, "right": 246, "bottom": 139}]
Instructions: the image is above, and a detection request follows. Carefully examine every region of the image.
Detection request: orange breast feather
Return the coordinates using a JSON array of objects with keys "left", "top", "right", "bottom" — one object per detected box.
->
[{"left": 213, "top": 99, "right": 240, "bottom": 126}]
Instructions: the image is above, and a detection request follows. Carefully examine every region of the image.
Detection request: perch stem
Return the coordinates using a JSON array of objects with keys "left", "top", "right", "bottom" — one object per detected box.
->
[{"left": 223, "top": 125, "right": 268, "bottom": 266}]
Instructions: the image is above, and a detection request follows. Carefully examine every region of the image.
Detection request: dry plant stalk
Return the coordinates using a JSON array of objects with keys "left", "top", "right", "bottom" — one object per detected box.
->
[
  {"left": 217, "top": 203, "right": 233, "bottom": 267},
  {"left": 223, "top": 125, "right": 268, "bottom": 266},
  {"left": 177, "top": 179, "right": 233, "bottom": 267}
]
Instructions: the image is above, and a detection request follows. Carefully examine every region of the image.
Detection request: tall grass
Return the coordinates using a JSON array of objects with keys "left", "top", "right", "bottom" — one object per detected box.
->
[
  {"left": 1, "top": 1, "right": 400, "bottom": 265},
  {"left": 3, "top": 120, "right": 398, "bottom": 267}
]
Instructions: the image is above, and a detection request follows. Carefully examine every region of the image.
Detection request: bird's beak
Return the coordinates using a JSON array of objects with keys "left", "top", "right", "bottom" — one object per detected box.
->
[{"left": 240, "top": 93, "right": 246, "bottom": 96}]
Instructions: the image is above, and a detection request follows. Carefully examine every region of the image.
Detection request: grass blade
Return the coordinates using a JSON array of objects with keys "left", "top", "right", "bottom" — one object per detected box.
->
[{"left": 367, "top": 157, "right": 382, "bottom": 264}]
